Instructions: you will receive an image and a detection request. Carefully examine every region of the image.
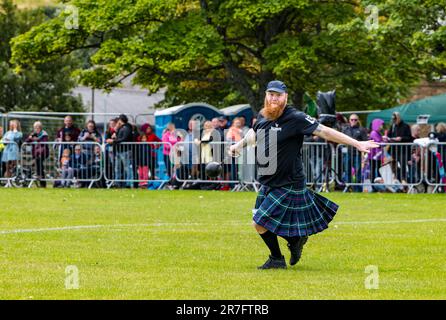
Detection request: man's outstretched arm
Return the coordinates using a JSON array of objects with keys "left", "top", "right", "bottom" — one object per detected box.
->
[
  {"left": 313, "top": 124, "right": 379, "bottom": 153},
  {"left": 229, "top": 128, "right": 256, "bottom": 157}
]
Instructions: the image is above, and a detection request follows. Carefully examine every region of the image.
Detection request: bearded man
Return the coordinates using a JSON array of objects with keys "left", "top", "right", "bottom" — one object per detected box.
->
[{"left": 230, "top": 80, "right": 379, "bottom": 269}]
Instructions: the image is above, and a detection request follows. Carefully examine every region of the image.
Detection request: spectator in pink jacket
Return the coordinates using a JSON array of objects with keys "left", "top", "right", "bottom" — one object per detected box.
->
[{"left": 162, "top": 122, "right": 181, "bottom": 178}]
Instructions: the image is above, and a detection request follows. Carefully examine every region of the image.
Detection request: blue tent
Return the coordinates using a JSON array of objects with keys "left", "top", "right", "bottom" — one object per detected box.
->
[
  {"left": 221, "top": 104, "right": 255, "bottom": 127},
  {"left": 154, "top": 103, "right": 223, "bottom": 181},
  {"left": 154, "top": 102, "right": 223, "bottom": 137}
]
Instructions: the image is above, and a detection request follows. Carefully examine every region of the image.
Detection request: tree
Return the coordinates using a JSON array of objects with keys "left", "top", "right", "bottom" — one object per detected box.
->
[
  {"left": 0, "top": 0, "right": 84, "bottom": 113},
  {"left": 10, "top": 0, "right": 446, "bottom": 112}
]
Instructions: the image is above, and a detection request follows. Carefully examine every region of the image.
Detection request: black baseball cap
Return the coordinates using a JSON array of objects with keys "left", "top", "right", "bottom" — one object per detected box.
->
[{"left": 266, "top": 80, "right": 287, "bottom": 93}]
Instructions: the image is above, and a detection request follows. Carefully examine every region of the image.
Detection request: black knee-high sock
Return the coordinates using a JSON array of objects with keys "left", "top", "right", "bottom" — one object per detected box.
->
[
  {"left": 280, "top": 235, "right": 299, "bottom": 245},
  {"left": 259, "top": 231, "right": 282, "bottom": 258}
]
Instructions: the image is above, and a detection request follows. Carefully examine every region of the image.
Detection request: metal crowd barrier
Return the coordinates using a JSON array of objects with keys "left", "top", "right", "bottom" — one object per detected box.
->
[
  {"left": 336, "top": 142, "right": 424, "bottom": 193},
  {"left": 172, "top": 141, "right": 242, "bottom": 190},
  {"left": 425, "top": 142, "right": 446, "bottom": 193},
  {"left": 168, "top": 141, "right": 335, "bottom": 192},
  {"left": 4, "top": 139, "right": 446, "bottom": 193},
  {"left": 103, "top": 142, "right": 170, "bottom": 189},
  {"left": 236, "top": 142, "right": 335, "bottom": 192},
  {"left": 20, "top": 141, "right": 103, "bottom": 189},
  {"left": 0, "top": 141, "right": 20, "bottom": 188},
  {"left": 303, "top": 142, "right": 335, "bottom": 192},
  {"left": 237, "top": 145, "right": 258, "bottom": 191}
]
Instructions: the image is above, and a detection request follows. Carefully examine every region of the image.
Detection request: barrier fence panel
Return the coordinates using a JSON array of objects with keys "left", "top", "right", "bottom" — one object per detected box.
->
[
  {"left": 20, "top": 141, "right": 103, "bottom": 188},
  {"left": 425, "top": 142, "right": 446, "bottom": 193},
  {"left": 336, "top": 143, "right": 367, "bottom": 192},
  {"left": 303, "top": 142, "right": 335, "bottom": 192},
  {"left": 103, "top": 142, "right": 170, "bottom": 189},
  {"left": 238, "top": 145, "right": 258, "bottom": 191},
  {"left": 1, "top": 128, "right": 443, "bottom": 193},
  {"left": 0, "top": 114, "right": 7, "bottom": 133},
  {"left": 0, "top": 141, "right": 20, "bottom": 187},
  {"left": 172, "top": 141, "right": 336, "bottom": 192},
  {"left": 336, "top": 142, "right": 424, "bottom": 193},
  {"left": 173, "top": 141, "right": 242, "bottom": 189}
]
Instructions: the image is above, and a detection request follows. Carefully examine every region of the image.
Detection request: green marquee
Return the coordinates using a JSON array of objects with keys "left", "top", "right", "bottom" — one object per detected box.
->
[{"left": 367, "top": 93, "right": 446, "bottom": 127}]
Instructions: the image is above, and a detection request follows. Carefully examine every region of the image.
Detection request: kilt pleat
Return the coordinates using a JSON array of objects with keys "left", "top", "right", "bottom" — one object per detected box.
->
[{"left": 252, "top": 184, "right": 339, "bottom": 237}]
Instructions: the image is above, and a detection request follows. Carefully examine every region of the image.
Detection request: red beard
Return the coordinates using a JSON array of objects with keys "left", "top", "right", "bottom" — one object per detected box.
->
[{"left": 260, "top": 97, "right": 286, "bottom": 121}]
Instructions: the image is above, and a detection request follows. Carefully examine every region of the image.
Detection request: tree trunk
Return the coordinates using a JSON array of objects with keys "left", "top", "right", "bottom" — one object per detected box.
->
[
  {"left": 291, "top": 90, "right": 304, "bottom": 111},
  {"left": 247, "top": 92, "right": 264, "bottom": 115}
]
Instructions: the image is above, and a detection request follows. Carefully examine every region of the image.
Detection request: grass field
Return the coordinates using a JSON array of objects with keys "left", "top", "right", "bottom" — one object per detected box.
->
[{"left": 0, "top": 189, "right": 445, "bottom": 300}]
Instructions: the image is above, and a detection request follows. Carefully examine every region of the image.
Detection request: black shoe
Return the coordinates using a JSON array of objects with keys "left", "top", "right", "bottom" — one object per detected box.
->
[
  {"left": 288, "top": 236, "right": 308, "bottom": 266},
  {"left": 257, "top": 255, "right": 286, "bottom": 270}
]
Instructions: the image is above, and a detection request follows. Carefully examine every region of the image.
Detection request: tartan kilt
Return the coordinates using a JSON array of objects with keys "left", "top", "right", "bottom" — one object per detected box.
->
[{"left": 253, "top": 184, "right": 339, "bottom": 237}]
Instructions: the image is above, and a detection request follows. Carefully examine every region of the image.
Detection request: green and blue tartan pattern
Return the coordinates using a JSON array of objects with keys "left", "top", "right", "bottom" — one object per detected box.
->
[{"left": 253, "top": 184, "right": 339, "bottom": 237}]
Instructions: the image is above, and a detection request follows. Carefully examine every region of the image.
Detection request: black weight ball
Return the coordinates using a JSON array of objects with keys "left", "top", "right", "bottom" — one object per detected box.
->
[{"left": 205, "top": 162, "right": 222, "bottom": 178}]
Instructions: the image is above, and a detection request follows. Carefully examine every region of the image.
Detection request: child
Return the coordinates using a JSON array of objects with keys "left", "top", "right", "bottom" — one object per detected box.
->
[{"left": 60, "top": 148, "right": 74, "bottom": 187}]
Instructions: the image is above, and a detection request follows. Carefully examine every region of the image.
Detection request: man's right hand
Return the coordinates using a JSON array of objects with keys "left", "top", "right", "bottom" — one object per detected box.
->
[{"left": 229, "top": 144, "right": 241, "bottom": 158}]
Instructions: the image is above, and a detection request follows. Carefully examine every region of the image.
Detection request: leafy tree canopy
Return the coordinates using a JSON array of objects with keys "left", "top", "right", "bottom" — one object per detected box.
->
[
  {"left": 0, "top": 0, "right": 84, "bottom": 113},
  {"left": 10, "top": 0, "right": 446, "bottom": 112}
]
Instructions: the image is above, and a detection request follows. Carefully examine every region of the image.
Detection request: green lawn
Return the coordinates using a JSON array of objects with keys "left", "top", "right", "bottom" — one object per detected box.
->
[{"left": 0, "top": 189, "right": 445, "bottom": 299}]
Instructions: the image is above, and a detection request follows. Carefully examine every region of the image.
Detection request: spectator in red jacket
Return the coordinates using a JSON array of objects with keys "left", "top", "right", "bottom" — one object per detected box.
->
[{"left": 136, "top": 124, "right": 161, "bottom": 184}]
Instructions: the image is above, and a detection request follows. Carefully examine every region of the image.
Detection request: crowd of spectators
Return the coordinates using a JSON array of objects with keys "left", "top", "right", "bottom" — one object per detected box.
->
[
  {"left": 335, "top": 112, "right": 446, "bottom": 193},
  {"left": 0, "top": 111, "right": 445, "bottom": 192}
]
